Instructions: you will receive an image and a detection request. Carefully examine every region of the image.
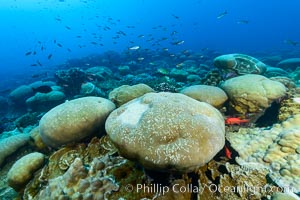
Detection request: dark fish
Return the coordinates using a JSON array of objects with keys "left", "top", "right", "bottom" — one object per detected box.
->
[
  {"left": 54, "top": 39, "right": 56, "bottom": 43},
  {"left": 117, "top": 31, "right": 126, "bottom": 36},
  {"left": 57, "top": 43, "right": 63, "bottom": 47},
  {"left": 171, "top": 31, "right": 178, "bottom": 35},
  {"left": 55, "top": 17, "right": 62, "bottom": 21},
  {"left": 90, "top": 42, "right": 98, "bottom": 45},
  {"left": 65, "top": 26, "right": 71, "bottom": 30},
  {"left": 67, "top": 48, "right": 72, "bottom": 52},
  {"left": 30, "top": 64, "right": 38, "bottom": 66},
  {"left": 48, "top": 54, "right": 52, "bottom": 59},
  {"left": 172, "top": 40, "right": 184, "bottom": 45},
  {"left": 37, "top": 60, "right": 42, "bottom": 66},
  {"left": 41, "top": 46, "right": 44, "bottom": 51},
  {"left": 32, "top": 85, "right": 52, "bottom": 93},
  {"left": 171, "top": 14, "right": 180, "bottom": 19},
  {"left": 217, "top": 10, "right": 227, "bottom": 19},
  {"left": 76, "top": 35, "right": 82, "bottom": 38},
  {"left": 33, "top": 51, "right": 37, "bottom": 55},
  {"left": 25, "top": 51, "right": 32, "bottom": 56}
]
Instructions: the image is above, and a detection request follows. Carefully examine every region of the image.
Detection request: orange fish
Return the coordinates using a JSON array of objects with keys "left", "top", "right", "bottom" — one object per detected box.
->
[
  {"left": 224, "top": 146, "right": 232, "bottom": 159},
  {"left": 225, "top": 117, "right": 249, "bottom": 125}
]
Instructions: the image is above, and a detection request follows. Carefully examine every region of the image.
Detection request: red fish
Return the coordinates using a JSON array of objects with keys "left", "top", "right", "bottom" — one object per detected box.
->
[
  {"left": 225, "top": 117, "right": 249, "bottom": 125},
  {"left": 224, "top": 146, "right": 232, "bottom": 159}
]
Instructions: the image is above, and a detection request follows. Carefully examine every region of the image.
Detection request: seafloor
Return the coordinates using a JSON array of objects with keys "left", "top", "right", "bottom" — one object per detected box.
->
[{"left": 0, "top": 49, "right": 300, "bottom": 200}]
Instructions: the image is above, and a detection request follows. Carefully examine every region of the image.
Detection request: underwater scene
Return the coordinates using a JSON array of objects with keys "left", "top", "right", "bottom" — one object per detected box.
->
[{"left": 0, "top": 0, "right": 300, "bottom": 199}]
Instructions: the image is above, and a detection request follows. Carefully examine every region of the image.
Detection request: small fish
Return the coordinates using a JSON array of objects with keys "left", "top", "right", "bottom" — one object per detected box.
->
[
  {"left": 25, "top": 51, "right": 32, "bottom": 56},
  {"left": 217, "top": 10, "right": 227, "bottom": 19},
  {"left": 172, "top": 40, "right": 184, "bottom": 45},
  {"left": 171, "top": 31, "right": 178, "bottom": 35},
  {"left": 65, "top": 26, "right": 71, "bottom": 30},
  {"left": 48, "top": 54, "right": 52, "bottom": 59},
  {"left": 54, "top": 39, "right": 56, "bottom": 43},
  {"left": 137, "top": 57, "right": 144, "bottom": 61},
  {"left": 225, "top": 117, "right": 249, "bottom": 125},
  {"left": 37, "top": 60, "right": 42, "bottom": 66},
  {"left": 30, "top": 63, "right": 38, "bottom": 66},
  {"left": 236, "top": 20, "right": 249, "bottom": 24},
  {"left": 33, "top": 51, "right": 37, "bottom": 55},
  {"left": 57, "top": 43, "right": 63, "bottom": 47},
  {"left": 117, "top": 31, "right": 126, "bottom": 36},
  {"left": 128, "top": 45, "right": 140, "bottom": 50},
  {"left": 55, "top": 17, "right": 62, "bottom": 21},
  {"left": 284, "top": 39, "right": 298, "bottom": 46},
  {"left": 76, "top": 35, "right": 82, "bottom": 38},
  {"left": 90, "top": 42, "right": 98, "bottom": 45},
  {"left": 67, "top": 48, "right": 72, "bottom": 52},
  {"left": 162, "top": 48, "right": 169, "bottom": 51},
  {"left": 171, "top": 14, "right": 180, "bottom": 19},
  {"left": 138, "top": 34, "right": 145, "bottom": 38},
  {"left": 41, "top": 46, "right": 44, "bottom": 51},
  {"left": 224, "top": 146, "right": 232, "bottom": 159},
  {"left": 157, "top": 67, "right": 169, "bottom": 75}
]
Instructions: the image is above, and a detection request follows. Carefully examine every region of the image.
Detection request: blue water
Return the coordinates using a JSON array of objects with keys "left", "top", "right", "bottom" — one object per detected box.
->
[{"left": 0, "top": 0, "right": 299, "bottom": 80}]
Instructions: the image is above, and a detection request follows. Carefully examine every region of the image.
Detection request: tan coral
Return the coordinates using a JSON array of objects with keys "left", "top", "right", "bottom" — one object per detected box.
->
[
  {"left": 278, "top": 88, "right": 300, "bottom": 122},
  {"left": 7, "top": 152, "right": 45, "bottom": 191},
  {"left": 227, "top": 114, "right": 300, "bottom": 193},
  {"left": 0, "top": 134, "right": 30, "bottom": 167},
  {"left": 34, "top": 157, "right": 120, "bottom": 200},
  {"left": 197, "top": 160, "right": 278, "bottom": 200}
]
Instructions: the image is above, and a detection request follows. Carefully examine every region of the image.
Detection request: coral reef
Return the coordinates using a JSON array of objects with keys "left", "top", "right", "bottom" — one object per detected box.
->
[
  {"left": 221, "top": 74, "right": 286, "bottom": 114},
  {"left": 214, "top": 53, "right": 267, "bottom": 76},
  {"left": 39, "top": 97, "right": 115, "bottom": 148},
  {"left": 227, "top": 114, "right": 300, "bottom": 193},
  {"left": 26, "top": 91, "right": 66, "bottom": 112},
  {"left": 278, "top": 88, "right": 300, "bottom": 122},
  {"left": 7, "top": 152, "right": 45, "bottom": 191},
  {"left": 108, "top": 83, "right": 154, "bottom": 107},
  {"left": 9, "top": 85, "right": 34, "bottom": 105},
  {"left": 180, "top": 85, "right": 228, "bottom": 108},
  {"left": 80, "top": 82, "right": 105, "bottom": 97},
  {"left": 105, "top": 92, "right": 225, "bottom": 173},
  {"left": 14, "top": 112, "right": 41, "bottom": 129},
  {"left": 0, "top": 134, "right": 30, "bottom": 166},
  {"left": 55, "top": 68, "right": 87, "bottom": 97},
  {"left": 201, "top": 69, "right": 223, "bottom": 86}
]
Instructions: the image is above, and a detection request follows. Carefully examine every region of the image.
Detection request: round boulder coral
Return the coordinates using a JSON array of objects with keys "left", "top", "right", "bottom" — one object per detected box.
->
[
  {"left": 7, "top": 152, "right": 45, "bottom": 191},
  {"left": 180, "top": 85, "right": 228, "bottom": 108},
  {"left": 109, "top": 84, "right": 154, "bottom": 107},
  {"left": 221, "top": 74, "right": 286, "bottom": 114},
  {"left": 105, "top": 92, "right": 225, "bottom": 173},
  {"left": 39, "top": 97, "right": 116, "bottom": 148},
  {"left": 214, "top": 53, "right": 267, "bottom": 75}
]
